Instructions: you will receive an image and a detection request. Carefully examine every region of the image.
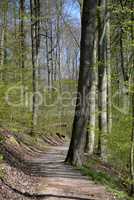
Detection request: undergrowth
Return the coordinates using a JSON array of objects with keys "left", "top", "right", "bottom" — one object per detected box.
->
[{"left": 80, "top": 160, "right": 133, "bottom": 200}]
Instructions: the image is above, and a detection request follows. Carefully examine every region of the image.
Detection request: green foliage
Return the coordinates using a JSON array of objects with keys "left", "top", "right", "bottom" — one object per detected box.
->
[
  {"left": 108, "top": 112, "right": 131, "bottom": 170},
  {"left": 0, "top": 76, "right": 76, "bottom": 135},
  {"left": 80, "top": 164, "right": 132, "bottom": 200}
]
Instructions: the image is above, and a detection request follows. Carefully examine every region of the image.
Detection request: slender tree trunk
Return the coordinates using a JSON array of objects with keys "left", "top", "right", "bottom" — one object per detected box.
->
[
  {"left": 50, "top": 20, "right": 54, "bottom": 87},
  {"left": 106, "top": 3, "right": 112, "bottom": 133},
  {"left": 75, "top": 51, "right": 79, "bottom": 81},
  {"left": 30, "top": 0, "right": 40, "bottom": 132},
  {"left": 19, "top": 0, "right": 25, "bottom": 70},
  {"left": 54, "top": 20, "right": 58, "bottom": 82},
  {"left": 130, "top": 1, "right": 134, "bottom": 195},
  {"left": 56, "top": 0, "right": 62, "bottom": 92},
  {"left": 85, "top": 34, "right": 97, "bottom": 154},
  {"left": 45, "top": 23, "right": 51, "bottom": 90},
  {"left": 66, "top": 0, "right": 97, "bottom": 166},
  {"left": 46, "top": 0, "right": 53, "bottom": 90},
  {"left": 0, "top": 1, "right": 8, "bottom": 81},
  {"left": 0, "top": 28, "right": 5, "bottom": 67},
  {"left": 19, "top": 0, "right": 25, "bottom": 98},
  {"left": 119, "top": 26, "right": 129, "bottom": 113},
  {"left": 13, "top": 2, "right": 18, "bottom": 68},
  {"left": 66, "top": 48, "right": 71, "bottom": 79},
  {"left": 30, "top": 0, "right": 37, "bottom": 130},
  {"left": 54, "top": 46, "right": 57, "bottom": 81},
  {"left": 88, "top": 35, "right": 97, "bottom": 155},
  {"left": 97, "top": 0, "right": 108, "bottom": 161},
  {"left": 72, "top": 58, "right": 75, "bottom": 80}
]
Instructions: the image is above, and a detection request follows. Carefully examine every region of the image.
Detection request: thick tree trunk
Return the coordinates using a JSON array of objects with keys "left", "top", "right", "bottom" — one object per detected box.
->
[
  {"left": 130, "top": 107, "right": 134, "bottom": 195},
  {"left": 65, "top": 0, "right": 97, "bottom": 166},
  {"left": 130, "top": 113, "right": 134, "bottom": 195},
  {"left": 130, "top": 60, "right": 134, "bottom": 196}
]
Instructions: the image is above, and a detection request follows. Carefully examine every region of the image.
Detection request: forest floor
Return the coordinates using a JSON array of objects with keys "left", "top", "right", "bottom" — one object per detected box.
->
[{"left": 0, "top": 131, "right": 116, "bottom": 200}]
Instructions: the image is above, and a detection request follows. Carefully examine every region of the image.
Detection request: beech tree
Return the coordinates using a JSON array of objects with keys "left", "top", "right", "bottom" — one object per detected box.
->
[
  {"left": 130, "top": 0, "right": 134, "bottom": 195},
  {"left": 19, "top": 0, "right": 25, "bottom": 70},
  {"left": 66, "top": 0, "right": 97, "bottom": 166},
  {"left": 30, "top": 0, "right": 40, "bottom": 132}
]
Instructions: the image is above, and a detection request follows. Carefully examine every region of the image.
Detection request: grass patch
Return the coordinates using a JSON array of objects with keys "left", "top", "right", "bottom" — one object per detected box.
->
[{"left": 80, "top": 161, "right": 133, "bottom": 200}]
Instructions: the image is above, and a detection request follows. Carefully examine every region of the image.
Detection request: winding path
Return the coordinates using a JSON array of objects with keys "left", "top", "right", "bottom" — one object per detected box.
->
[
  {"left": 0, "top": 133, "right": 115, "bottom": 200},
  {"left": 20, "top": 144, "right": 114, "bottom": 200}
]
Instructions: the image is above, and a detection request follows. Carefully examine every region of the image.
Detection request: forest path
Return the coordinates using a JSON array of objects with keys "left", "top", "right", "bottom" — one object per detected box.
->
[
  {"left": 0, "top": 132, "right": 115, "bottom": 200},
  {"left": 20, "top": 144, "right": 114, "bottom": 200}
]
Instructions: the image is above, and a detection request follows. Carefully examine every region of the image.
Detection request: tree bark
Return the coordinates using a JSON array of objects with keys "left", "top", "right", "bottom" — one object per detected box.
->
[
  {"left": 56, "top": 0, "right": 62, "bottom": 91},
  {"left": 85, "top": 34, "right": 97, "bottom": 154},
  {"left": 65, "top": 0, "right": 97, "bottom": 166},
  {"left": 19, "top": 0, "right": 25, "bottom": 98},
  {"left": 97, "top": 0, "right": 108, "bottom": 161},
  {"left": 45, "top": 20, "right": 51, "bottom": 90},
  {"left": 130, "top": 1, "right": 134, "bottom": 195},
  {"left": 0, "top": 1, "right": 8, "bottom": 81},
  {"left": 19, "top": 0, "right": 25, "bottom": 70},
  {"left": 30, "top": 0, "right": 40, "bottom": 133},
  {"left": 88, "top": 35, "right": 97, "bottom": 155},
  {"left": 0, "top": 28, "right": 5, "bottom": 67},
  {"left": 106, "top": 1, "right": 112, "bottom": 134},
  {"left": 119, "top": 28, "right": 129, "bottom": 113}
]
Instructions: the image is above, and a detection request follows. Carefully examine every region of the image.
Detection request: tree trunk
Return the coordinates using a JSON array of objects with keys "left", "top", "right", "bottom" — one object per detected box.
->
[
  {"left": 88, "top": 35, "right": 97, "bottom": 155},
  {"left": 0, "top": 0, "right": 8, "bottom": 74},
  {"left": 97, "top": 0, "right": 108, "bottom": 161},
  {"left": 0, "top": 28, "right": 5, "bottom": 66},
  {"left": 119, "top": 26, "right": 129, "bottom": 113},
  {"left": 106, "top": 2, "right": 112, "bottom": 133},
  {"left": 56, "top": 0, "right": 62, "bottom": 92},
  {"left": 130, "top": 1, "right": 134, "bottom": 195},
  {"left": 85, "top": 34, "right": 97, "bottom": 154},
  {"left": 65, "top": 0, "right": 97, "bottom": 166},
  {"left": 19, "top": 0, "right": 25, "bottom": 98},
  {"left": 50, "top": 20, "right": 54, "bottom": 87},
  {"left": 19, "top": 0, "right": 25, "bottom": 70},
  {"left": 30, "top": 0, "right": 40, "bottom": 133},
  {"left": 45, "top": 21, "right": 51, "bottom": 90}
]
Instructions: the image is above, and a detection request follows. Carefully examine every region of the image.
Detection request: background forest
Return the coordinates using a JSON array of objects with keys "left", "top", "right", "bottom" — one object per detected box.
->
[{"left": 0, "top": 0, "right": 134, "bottom": 199}]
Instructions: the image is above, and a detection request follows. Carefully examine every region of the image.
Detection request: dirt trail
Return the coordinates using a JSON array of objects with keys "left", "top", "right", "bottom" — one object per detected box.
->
[
  {"left": 0, "top": 134, "right": 115, "bottom": 200},
  {"left": 29, "top": 145, "right": 114, "bottom": 200}
]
